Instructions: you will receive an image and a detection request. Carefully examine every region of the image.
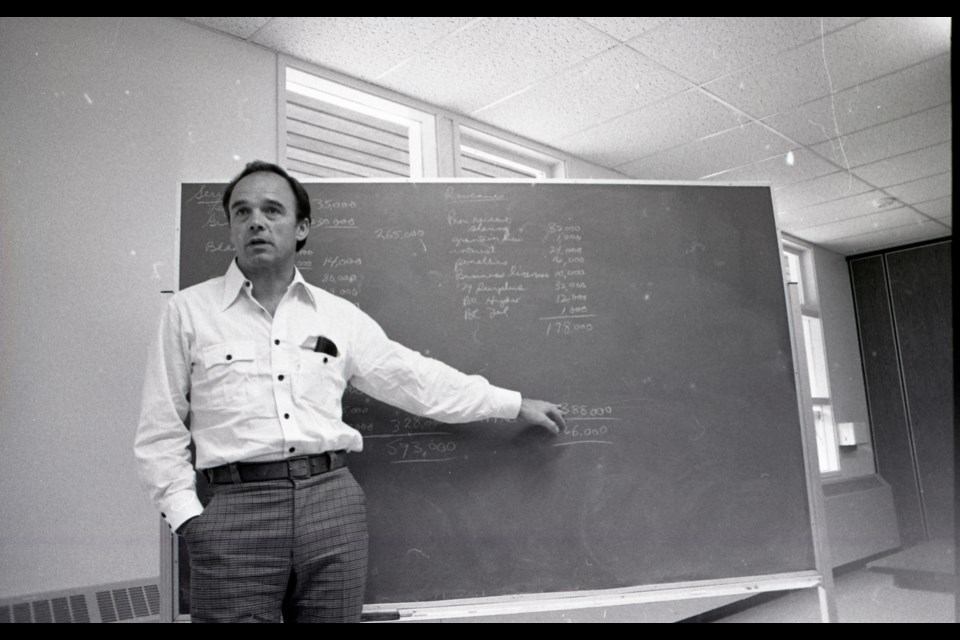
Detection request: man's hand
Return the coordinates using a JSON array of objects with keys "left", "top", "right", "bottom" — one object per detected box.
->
[{"left": 518, "top": 398, "right": 567, "bottom": 435}]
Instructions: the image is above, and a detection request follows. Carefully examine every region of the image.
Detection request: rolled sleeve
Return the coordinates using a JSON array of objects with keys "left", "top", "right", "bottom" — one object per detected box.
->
[
  {"left": 349, "top": 310, "right": 522, "bottom": 423},
  {"left": 134, "top": 298, "right": 202, "bottom": 531}
]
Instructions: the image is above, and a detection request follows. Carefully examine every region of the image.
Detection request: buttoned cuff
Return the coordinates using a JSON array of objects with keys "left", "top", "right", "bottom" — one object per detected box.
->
[
  {"left": 160, "top": 490, "right": 204, "bottom": 533},
  {"left": 490, "top": 388, "right": 523, "bottom": 420}
]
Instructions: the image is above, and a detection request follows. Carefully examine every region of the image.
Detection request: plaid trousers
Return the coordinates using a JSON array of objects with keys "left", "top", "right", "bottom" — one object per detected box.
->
[{"left": 183, "top": 467, "right": 368, "bottom": 623}]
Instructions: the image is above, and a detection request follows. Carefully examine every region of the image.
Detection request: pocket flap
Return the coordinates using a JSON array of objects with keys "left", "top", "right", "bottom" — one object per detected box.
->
[{"left": 202, "top": 341, "right": 256, "bottom": 367}]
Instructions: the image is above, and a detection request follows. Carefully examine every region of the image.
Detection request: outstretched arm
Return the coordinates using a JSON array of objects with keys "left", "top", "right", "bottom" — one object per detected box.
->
[{"left": 517, "top": 398, "right": 567, "bottom": 435}]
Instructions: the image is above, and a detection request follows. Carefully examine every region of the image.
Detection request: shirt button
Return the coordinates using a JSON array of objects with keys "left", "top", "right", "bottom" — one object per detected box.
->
[
  {"left": 245, "top": 281, "right": 251, "bottom": 287},
  {"left": 274, "top": 339, "right": 280, "bottom": 345},
  {"left": 226, "top": 354, "right": 232, "bottom": 361},
  {"left": 161, "top": 513, "right": 166, "bottom": 518},
  {"left": 278, "top": 375, "right": 284, "bottom": 381},
  {"left": 284, "top": 413, "right": 290, "bottom": 419},
  {"left": 323, "top": 357, "right": 328, "bottom": 363},
  {"left": 289, "top": 447, "right": 296, "bottom": 453}
]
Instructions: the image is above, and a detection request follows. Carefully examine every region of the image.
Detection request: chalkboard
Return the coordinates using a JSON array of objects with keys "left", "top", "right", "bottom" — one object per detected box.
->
[{"left": 178, "top": 181, "right": 814, "bottom": 606}]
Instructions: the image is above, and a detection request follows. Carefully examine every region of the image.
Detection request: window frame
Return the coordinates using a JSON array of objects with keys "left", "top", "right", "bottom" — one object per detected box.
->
[
  {"left": 783, "top": 240, "right": 841, "bottom": 476},
  {"left": 456, "top": 125, "right": 564, "bottom": 179},
  {"left": 281, "top": 61, "right": 438, "bottom": 178}
]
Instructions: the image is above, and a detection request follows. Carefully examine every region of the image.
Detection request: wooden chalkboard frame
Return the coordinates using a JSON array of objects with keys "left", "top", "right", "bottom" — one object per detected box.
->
[{"left": 158, "top": 178, "right": 836, "bottom": 622}]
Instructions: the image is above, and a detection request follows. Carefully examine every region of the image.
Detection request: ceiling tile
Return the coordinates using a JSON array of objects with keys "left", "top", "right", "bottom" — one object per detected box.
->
[
  {"left": 852, "top": 142, "right": 952, "bottom": 188},
  {"left": 182, "top": 17, "right": 273, "bottom": 39},
  {"left": 627, "top": 17, "right": 860, "bottom": 85},
  {"left": 775, "top": 17, "right": 867, "bottom": 43},
  {"left": 476, "top": 45, "right": 689, "bottom": 143},
  {"left": 780, "top": 190, "right": 890, "bottom": 230},
  {"left": 885, "top": 172, "right": 952, "bottom": 205},
  {"left": 251, "top": 17, "right": 476, "bottom": 81},
  {"left": 554, "top": 89, "right": 741, "bottom": 167},
  {"left": 814, "top": 218, "right": 950, "bottom": 255},
  {"left": 578, "top": 17, "right": 674, "bottom": 42},
  {"left": 761, "top": 54, "right": 951, "bottom": 145},
  {"left": 797, "top": 207, "right": 930, "bottom": 243},
  {"left": 705, "top": 17, "right": 951, "bottom": 120},
  {"left": 915, "top": 196, "right": 952, "bottom": 219},
  {"left": 773, "top": 170, "right": 874, "bottom": 212},
  {"left": 815, "top": 17, "right": 951, "bottom": 91},
  {"left": 702, "top": 148, "right": 837, "bottom": 188},
  {"left": 809, "top": 104, "right": 951, "bottom": 168},
  {"left": 703, "top": 40, "right": 829, "bottom": 118},
  {"left": 618, "top": 122, "right": 793, "bottom": 180},
  {"left": 375, "top": 17, "right": 617, "bottom": 114}
]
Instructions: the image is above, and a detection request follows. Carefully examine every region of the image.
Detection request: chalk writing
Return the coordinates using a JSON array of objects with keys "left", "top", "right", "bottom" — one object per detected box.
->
[
  {"left": 553, "top": 404, "right": 619, "bottom": 445},
  {"left": 545, "top": 319, "right": 595, "bottom": 337},
  {"left": 385, "top": 437, "right": 458, "bottom": 462},
  {"left": 321, "top": 273, "right": 359, "bottom": 284},
  {"left": 540, "top": 221, "right": 598, "bottom": 334},
  {"left": 447, "top": 213, "right": 511, "bottom": 227},
  {"left": 186, "top": 185, "right": 223, "bottom": 203},
  {"left": 375, "top": 228, "right": 425, "bottom": 241},
  {"left": 203, "top": 213, "right": 229, "bottom": 228},
  {"left": 477, "top": 281, "right": 526, "bottom": 296},
  {"left": 314, "top": 199, "right": 357, "bottom": 210},
  {"left": 389, "top": 414, "right": 443, "bottom": 434},
  {"left": 205, "top": 241, "right": 235, "bottom": 253},
  {"left": 562, "top": 404, "right": 613, "bottom": 417},
  {"left": 444, "top": 187, "right": 506, "bottom": 204},
  {"left": 313, "top": 217, "right": 357, "bottom": 229},
  {"left": 323, "top": 256, "right": 362, "bottom": 269}
]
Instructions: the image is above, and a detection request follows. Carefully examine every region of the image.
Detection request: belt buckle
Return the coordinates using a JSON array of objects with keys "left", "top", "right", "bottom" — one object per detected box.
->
[{"left": 287, "top": 456, "right": 311, "bottom": 479}]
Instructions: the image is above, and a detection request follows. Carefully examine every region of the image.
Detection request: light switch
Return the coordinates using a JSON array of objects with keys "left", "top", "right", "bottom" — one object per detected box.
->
[{"left": 837, "top": 422, "right": 857, "bottom": 447}]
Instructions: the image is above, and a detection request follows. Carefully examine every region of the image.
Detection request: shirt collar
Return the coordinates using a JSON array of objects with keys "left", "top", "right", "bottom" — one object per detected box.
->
[
  {"left": 220, "top": 258, "right": 317, "bottom": 311},
  {"left": 221, "top": 259, "right": 249, "bottom": 311},
  {"left": 290, "top": 265, "right": 317, "bottom": 309}
]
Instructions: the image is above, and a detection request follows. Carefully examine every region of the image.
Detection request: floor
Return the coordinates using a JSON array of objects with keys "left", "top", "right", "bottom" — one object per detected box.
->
[{"left": 713, "top": 566, "right": 956, "bottom": 623}]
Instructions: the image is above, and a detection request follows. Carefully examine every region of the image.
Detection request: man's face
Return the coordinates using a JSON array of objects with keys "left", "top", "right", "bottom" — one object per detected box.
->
[{"left": 228, "top": 172, "right": 308, "bottom": 273}]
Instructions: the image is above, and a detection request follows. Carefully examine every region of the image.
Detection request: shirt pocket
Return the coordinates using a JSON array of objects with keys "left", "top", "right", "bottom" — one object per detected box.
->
[
  {"left": 197, "top": 341, "right": 257, "bottom": 410},
  {"left": 294, "top": 350, "right": 347, "bottom": 416}
]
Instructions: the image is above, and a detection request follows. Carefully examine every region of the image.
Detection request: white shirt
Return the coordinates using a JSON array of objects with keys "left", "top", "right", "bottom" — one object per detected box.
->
[{"left": 135, "top": 260, "right": 522, "bottom": 531}]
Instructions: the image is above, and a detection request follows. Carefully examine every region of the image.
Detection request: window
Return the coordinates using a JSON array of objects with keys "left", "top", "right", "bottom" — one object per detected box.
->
[
  {"left": 458, "top": 126, "right": 564, "bottom": 179},
  {"left": 783, "top": 243, "right": 840, "bottom": 474},
  {"left": 284, "top": 66, "right": 436, "bottom": 179}
]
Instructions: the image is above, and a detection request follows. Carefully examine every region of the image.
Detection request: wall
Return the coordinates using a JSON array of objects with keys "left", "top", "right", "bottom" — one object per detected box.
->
[{"left": 0, "top": 16, "right": 277, "bottom": 598}]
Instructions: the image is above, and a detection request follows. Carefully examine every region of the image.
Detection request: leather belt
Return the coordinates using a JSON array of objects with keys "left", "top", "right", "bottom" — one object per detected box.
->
[{"left": 204, "top": 451, "right": 346, "bottom": 484}]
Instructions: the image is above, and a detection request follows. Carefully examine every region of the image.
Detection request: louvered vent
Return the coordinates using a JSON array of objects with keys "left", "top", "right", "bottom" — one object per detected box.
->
[
  {"left": 285, "top": 90, "right": 412, "bottom": 179},
  {"left": 457, "top": 126, "right": 560, "bottom": 180},
  {"left": 460, "top": 149, "right": 543, "bottom": 179},
  {"left": 97, "top": 585, "right": 159, "bottom": 622},
  {"left": 0, "top": 581, "right": 158, "bottom": 623},
  {"left": 1, "top": 594, "right": 90, "bottom": 623}
]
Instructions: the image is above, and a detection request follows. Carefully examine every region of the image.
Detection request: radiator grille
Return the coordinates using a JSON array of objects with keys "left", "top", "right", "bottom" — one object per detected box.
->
[{"left": 0, "top": 581, "right": 157, "bottom": 623}]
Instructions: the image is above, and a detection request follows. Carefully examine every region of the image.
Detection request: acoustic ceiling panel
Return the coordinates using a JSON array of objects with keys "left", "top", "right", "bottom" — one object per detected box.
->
[
  {"left": 476, "top": 45, "right": 690, "bottom": 143},
  {"left": 377, "top": 16, "right": 617, "bottom": 114}
]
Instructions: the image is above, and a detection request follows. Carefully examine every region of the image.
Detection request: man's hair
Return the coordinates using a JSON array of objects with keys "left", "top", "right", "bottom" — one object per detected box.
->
[{"left": 222, "top": 161, "right": 312, "bottom": 252}]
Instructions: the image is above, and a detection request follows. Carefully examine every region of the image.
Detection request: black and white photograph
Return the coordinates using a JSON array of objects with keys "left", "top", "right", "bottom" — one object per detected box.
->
[{"left": 0, "top": 17, "right": 953, "bottom": 623}]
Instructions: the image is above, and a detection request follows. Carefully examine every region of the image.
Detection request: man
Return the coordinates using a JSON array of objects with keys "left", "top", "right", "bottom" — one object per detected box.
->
[{"left": 135, "top": 161, "right": 567, "bottom": 623}]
